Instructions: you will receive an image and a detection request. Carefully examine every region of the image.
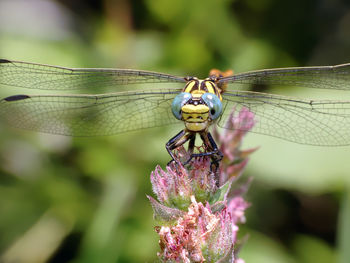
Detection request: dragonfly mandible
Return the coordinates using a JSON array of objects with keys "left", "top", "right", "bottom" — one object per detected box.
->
[{"left": 1, "top": 59, "right": 350, "bottom": 167}]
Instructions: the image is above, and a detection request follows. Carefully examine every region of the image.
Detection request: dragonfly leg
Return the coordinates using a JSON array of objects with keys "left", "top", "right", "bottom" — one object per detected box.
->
[
  {"left": 182, "top": 131, "right": 222, "bottom": 173},
  {"left": 166, "top": 130, "right": 194, "bottom": 165},
  {"left": 187, "top": 132, "right": 222, "bottom": 173},
  {"left": 166, "top": 130, "right": 223, "bottom": 178},
  {"left": 182, "top": 135, "right": 196, "bottom": 165},
  {"left": 206, "top": 132, "right": 223, "bottom": 174}
]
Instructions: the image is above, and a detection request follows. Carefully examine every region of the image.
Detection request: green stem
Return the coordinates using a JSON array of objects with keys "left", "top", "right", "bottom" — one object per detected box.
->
[{"left": 338, "top": 185, "right": 350, "bottom": 263}]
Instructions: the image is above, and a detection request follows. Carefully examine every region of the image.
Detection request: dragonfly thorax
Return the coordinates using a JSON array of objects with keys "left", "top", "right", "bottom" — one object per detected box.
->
[{"left": 183, "top": 78, "right": 223, "bottom": 101}]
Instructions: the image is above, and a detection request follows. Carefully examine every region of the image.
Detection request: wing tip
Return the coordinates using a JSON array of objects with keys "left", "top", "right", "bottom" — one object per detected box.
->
[
  {"left": 3, "top": 94, "right": 31, "bottom": 102},
  {"left": 0, "top": 59, "right": 11, "bottom": 64}
]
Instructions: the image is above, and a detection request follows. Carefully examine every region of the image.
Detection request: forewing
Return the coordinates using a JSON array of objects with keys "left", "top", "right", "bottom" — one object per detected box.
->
[
  {"left": 0, "top": 59, "right": 186, "bottom": 91},
  {"left": 0, "top": 89, "right": 181, "bottom": 136},
  {"left": 220, "top": 90, "right": 350, "bottom": 146},
  {"left": 220, "top": 63, "right": 350, "bottom": 91}
]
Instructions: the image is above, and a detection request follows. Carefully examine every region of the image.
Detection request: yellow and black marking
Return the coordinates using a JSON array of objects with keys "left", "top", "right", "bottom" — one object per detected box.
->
[{"left": 183, "top": 79, "right": 222, "bottom": 100}]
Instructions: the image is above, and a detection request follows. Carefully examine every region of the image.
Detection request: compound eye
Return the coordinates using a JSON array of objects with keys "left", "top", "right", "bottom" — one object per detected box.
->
[
  {"left": 171, "top": 92, "right": 192, "bottom": 120},
  {"left": 202, "top": 93, "right": 222, "bottom": 120}
]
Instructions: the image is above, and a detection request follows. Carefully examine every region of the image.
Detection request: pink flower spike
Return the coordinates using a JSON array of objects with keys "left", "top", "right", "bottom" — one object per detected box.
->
[
  {"left": 150, "top": 106, "right": 257, "bottom": 262},
  {"left": 227, "top": 197, "right": 250, "bottom": 225}
]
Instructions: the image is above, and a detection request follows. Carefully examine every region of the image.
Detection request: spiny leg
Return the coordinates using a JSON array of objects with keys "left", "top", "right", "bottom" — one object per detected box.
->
[
  {"left": 201, "top": 132, "right": 223, "bottom": 186},
  {"left": 183, "top": 132, "right": 222, "bottom": 173},
  {"left": 182, "top": 131, "right": 223, "bottom": 173},
  {"left": 182, "top": 134, "right": 196, "bottom": 165},
  {"left": 166, "top": 130, "right": 223, "bottom": 178},
  {"left": 166, "top": 130, "right": 195, "bottom": 165},
  {"left": 203, "top": 132, "right": 223, "bottom": 173},
  {"left": 187, "top": 133, "right": 196, "bottom": 156}
]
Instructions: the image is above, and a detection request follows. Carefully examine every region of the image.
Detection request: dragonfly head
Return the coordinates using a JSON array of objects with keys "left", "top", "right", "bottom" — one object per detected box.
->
[{"left": 172, "top": 79, "right": 223, "bottom": 132}]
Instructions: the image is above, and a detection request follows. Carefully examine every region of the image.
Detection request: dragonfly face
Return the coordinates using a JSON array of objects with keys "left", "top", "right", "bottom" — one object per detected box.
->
[{"left": 171, "top": 78, "right": 223, "bottom": 132}]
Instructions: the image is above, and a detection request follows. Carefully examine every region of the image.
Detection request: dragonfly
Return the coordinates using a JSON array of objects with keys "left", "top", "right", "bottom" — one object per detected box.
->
[{"left": 1, "top": 59, "right": 350, "bottom": 168}]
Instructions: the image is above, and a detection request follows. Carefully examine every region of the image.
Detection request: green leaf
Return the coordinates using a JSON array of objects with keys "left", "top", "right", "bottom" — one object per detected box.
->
[
  {"left": 147, "top": 195, "right": 185, "bottom": 223},
  {"left": 209, "top": 179, "right": 232, "bottom": 205}
]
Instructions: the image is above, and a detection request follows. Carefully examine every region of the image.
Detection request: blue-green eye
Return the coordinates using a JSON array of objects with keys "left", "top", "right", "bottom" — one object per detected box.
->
[
  {"left": 202, "top": 93, "right": 222, "bottom": 120},
  {"left": 171, "top": 92, "right": 192, "bottom": 119}
]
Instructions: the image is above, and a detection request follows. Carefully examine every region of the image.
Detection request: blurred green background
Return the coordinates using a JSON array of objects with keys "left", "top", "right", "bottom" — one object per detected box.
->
[{"left": 0, "top": 0, "right": 350, "bottom": 262}]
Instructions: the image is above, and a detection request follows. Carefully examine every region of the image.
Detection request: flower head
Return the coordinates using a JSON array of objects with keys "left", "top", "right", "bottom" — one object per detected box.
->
[
  {"left": 149, "top": 107, "right": 256, "bottom": 262},
  {"left": 156, "top": 196, "right": 237, "bottom": 263},
  {"left": 151, "top": 157, "right": 216, "bottom": 211}
]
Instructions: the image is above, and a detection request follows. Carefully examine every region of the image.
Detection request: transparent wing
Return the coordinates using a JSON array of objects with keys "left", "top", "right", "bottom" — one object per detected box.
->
[
  {"left": 0, "top": 89, "right": 181, "bottom": 136},
  {"left": 220, "top": 90, "right": 350, "bottom": 146},
  {"left": 220, "top": 63, "right": 350, "bottom": 90},
  {"left": 0, "top": 59, "right": 186, "bottom": 91}
]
